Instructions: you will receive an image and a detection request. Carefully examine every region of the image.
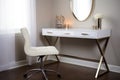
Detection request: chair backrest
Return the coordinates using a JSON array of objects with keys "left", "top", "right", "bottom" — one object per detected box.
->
[{"left": 21, "top": 28, "right": 31, "bottom": 55}]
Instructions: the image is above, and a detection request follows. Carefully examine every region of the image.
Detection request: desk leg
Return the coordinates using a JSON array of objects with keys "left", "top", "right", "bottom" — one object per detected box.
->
[
  {"left": 95, "top": 38, "right": 110, "bottom": 78},
  {"left": 43, "top": 36, "right": 60, "bottom": 62}
]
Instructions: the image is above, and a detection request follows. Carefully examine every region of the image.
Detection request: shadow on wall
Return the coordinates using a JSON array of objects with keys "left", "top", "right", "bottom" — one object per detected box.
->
[{"left": 15, "top": 33, "right": 26, "bottom": 61}]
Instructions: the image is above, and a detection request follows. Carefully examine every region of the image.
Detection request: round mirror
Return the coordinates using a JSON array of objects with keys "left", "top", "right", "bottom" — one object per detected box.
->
[{"left": 70, "top": 0, "right": 93, "bottom": 21}]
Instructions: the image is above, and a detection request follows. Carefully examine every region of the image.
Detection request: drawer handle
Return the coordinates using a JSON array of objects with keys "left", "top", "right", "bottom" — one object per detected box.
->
[
  {"left": 64, "top": 33, "right": 70, "bottom": 35},
  {"left": 47, "top": 32, "right": 53, "bottom": 34},
  {"left": 81, "top": 33, "right": 89, "bottom": 35}
]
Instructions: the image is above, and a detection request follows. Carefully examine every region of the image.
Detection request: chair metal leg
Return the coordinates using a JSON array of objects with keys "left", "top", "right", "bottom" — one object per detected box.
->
[
  {"left": 42, "top": 70, "right": 48, "bottom": 80},
  {"left": 24, "top": 69, "right": 42, "bottom": 79},
  {"left": 95, "top": 38, "right": 110, "bottom": 78},
  {"left": 44, "top": 69, "right": 61, "bottom": 78},
  {"left": 23, "top": 56, "right": 61, "bottom": 80}
]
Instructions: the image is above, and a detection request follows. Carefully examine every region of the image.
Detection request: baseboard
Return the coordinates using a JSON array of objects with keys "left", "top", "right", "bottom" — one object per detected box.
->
[
  {"left": 50, "top": 56, "right": 120, "bottom": 73},
  {"left": 0, "top": 60, "right": 28, "bottom": 72},
  {"left": 1, "top": 57, "right": 120, "bottom": 74}
]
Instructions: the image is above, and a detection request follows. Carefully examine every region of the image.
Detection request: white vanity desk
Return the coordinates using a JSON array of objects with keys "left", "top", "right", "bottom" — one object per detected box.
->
[
  {"left": 42, "top": 28, "right": 111, "bottom": 39},
  {"left": 42, "top": 28, "right": 111, "bottom": 78}
]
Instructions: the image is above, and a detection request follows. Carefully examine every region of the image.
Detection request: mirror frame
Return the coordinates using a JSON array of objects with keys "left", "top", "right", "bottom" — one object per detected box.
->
[{"left": 70, "top": 0, "right": 94, "bottom": 21}]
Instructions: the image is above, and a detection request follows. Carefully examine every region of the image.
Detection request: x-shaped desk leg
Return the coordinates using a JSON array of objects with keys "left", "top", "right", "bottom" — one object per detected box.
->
[
  {"left": 95, "top": 37, "right": 110, "bottom": 78},
  {"left": 43, "top": 36, "right": 60, "bottom": 62}
]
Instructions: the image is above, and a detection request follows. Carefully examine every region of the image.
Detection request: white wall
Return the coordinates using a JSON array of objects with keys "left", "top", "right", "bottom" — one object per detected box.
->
[
  {"left": 52, "top": 0, "right": 120, "bottom": 66},
  {"left": 36, "top": 0, "right": 54, "bottom": 46}
]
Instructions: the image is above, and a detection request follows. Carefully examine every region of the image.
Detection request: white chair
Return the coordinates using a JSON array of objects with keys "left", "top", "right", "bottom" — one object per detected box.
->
[{"left": 21, "top": 28, "right": 61, "bottom": 80}]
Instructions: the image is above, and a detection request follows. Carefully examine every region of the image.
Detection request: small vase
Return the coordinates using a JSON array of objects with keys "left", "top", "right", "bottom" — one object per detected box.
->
[{"left": 98, "top": 18, "right": 102, "bottom": 29}]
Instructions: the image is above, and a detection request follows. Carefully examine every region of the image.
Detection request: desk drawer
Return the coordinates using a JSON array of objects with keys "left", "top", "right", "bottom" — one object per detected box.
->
[{"left": 42, "top": 30, "right": 74, "bottom": 37}]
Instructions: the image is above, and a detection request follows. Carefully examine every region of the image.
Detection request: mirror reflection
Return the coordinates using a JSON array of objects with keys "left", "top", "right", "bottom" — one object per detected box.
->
[{"left": 70, "top": 0, "right": 93, "bottom": 21}]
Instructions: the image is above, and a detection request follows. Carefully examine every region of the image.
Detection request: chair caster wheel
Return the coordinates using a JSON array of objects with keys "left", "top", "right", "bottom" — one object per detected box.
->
[
  {"left": 57, "top": 74, "right": 61, "bottom": 78},
  {"left": 24, "top": 74, "right": 27, "bottom": 78}
]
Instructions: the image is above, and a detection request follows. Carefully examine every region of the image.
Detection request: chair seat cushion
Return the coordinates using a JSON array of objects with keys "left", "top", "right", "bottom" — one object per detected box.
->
[{"left": 25, "top": 46, "right": 59, "bottom": 56}]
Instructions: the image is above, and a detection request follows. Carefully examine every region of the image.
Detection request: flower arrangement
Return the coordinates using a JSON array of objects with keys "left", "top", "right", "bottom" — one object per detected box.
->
[{"left": 56, "top": 15, "right": 65, "bottom": 28}]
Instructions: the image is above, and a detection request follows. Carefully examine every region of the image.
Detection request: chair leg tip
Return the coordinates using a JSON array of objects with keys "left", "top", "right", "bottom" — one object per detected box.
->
[
  {"left": 57, "top": 74, "right": 61, "bottom": 78},
  {"left": 24, "top": 74, "right": 27, "bottom": 78}
]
